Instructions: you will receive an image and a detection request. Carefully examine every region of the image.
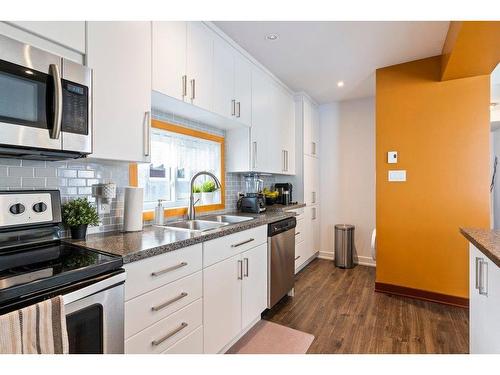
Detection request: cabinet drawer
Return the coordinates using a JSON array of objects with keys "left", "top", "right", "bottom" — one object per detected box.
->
[
  {"left": 125, "top": 271, "right": 202, "bottom": 338},
  {"left": 295, "top": 219, "right": 305, "bottom": 244},
  {"left": 295, "top": 240, "right": 307, "bottom": 271},
  {"left": 203, "top": 226, "right": 267, "bottom": 267},
  {"left": 125, "top": 299, "right": 202, "bottom": 354},
  {"left": 162, "top": 326, "right": 203, "bottom": 354},
  {"left": 124, "top": 244, "right": 202, "bottom": 301}
]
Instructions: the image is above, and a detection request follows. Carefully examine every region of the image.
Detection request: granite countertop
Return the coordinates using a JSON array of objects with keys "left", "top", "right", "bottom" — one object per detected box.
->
[
  {"left": 67, "top": 210, "right": 298, "bottom": 264},
  {"left": 460, "top": 228, "right": 500, "bottom": 268}
]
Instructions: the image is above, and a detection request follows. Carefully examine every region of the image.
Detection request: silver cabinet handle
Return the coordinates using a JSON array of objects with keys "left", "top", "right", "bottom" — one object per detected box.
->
[
  {"left": 190, "top": 79, "right": 195, "bottom": 100},
  {"left": 295, "top": 255, "right": 301, "bottom": 260},
  {"left": 236, "top": 101, "right": 241, "bottom": 118},
  {"left": 151, "top": 292, "right": 188, "bottom": 312},
  {"left": 252, "top": 142, "right": 257, "bottom": 169},
  {"left": 231, "top": 238, "right": 254, "bottom": 248},
  {"left": 231, "top": 99, "right": 236, "bottom": 116},
  {"left": 295, "top": 232, "right": 301, "bottom": 236},
  {"left": 182, "top": 75, "right": 187, "bottom": 98},
  {"left": 244, "top": 257, "right": 249, "bottom": 277},
  {"left": 285, "top": 150, "right": 289, "bottom": 172},
  {"left": 152, "top": 322, "right": 188, "bottom": 346},
  {"left": 143, "top": 111, "right": 151, "bottom": 157},
  {"left": 475, "top": 257, "right": 481, "bottom": 289},
  {"left": 237, "top": 259, "right": 243, "bottom": 280},
  {"left": 312, "top": 191, "right": 316, "bottom": 204},
  {"left": 151, "top": 262, "right": 187, "bottom": 277},
  {"left": 479, "top": 259, "right": 488, "bottom": 296},
  {"left": 49, "top": 64, "right": 62, "bottom": 140},
  {"left": 282, "top": 150, "right": 286, "bottom": 172},
  {"left": 312, "top": 141, "right": 317, "bottom": 156},
  {"left": 312, "top": 207, "right": 317, "bottom": 220}
]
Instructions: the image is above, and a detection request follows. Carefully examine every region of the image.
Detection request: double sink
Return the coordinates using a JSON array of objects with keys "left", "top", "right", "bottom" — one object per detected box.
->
[{"left": 159, "top": 215, "right": 255, "bottom": 233}]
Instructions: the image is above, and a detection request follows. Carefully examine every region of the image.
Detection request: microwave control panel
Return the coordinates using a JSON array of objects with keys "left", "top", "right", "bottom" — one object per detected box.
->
[{"left": 61, "top": 79, "right": 89, "bottom": 135}]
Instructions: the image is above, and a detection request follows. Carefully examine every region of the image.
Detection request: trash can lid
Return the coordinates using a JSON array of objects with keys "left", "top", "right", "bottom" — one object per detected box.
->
[{"left": 335, "top": 224, "right": 355, "bottom": 230}]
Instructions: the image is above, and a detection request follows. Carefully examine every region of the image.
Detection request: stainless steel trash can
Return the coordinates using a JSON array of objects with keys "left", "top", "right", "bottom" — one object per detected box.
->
[{"left": 334, "top": 224, "right": 355, "bottom": 268}]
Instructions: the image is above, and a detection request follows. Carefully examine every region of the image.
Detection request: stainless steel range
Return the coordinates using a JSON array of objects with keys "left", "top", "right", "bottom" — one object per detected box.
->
[{"left": 0, "top": 190, "right": 124, "bottom": 354}]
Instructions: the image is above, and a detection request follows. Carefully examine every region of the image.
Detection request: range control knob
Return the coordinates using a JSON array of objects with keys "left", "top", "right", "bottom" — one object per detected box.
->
[
  {"left": 9, "top": 203, "right": 25, "bottom": 215},
  {"left": 32, "top": 202, "right": 48, "bottom": 213}
]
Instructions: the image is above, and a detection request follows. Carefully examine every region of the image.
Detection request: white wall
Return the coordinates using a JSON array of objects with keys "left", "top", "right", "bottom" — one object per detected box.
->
[{"left": 319, "top": 97, "right": 376, "bottom": 266}]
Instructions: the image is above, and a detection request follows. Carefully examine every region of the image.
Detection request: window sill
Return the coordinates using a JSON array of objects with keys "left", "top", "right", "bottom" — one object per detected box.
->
[{"left": 143, "top": 203, "right": 225, "bottom": 221}]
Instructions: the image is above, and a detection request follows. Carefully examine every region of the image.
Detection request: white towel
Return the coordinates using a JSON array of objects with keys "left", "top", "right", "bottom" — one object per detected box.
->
[{"left": 0, "top": 296, "right": 69, "bottom": 354}]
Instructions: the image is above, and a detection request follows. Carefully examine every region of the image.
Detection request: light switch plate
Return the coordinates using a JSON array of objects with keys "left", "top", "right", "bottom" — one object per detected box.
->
[
  {"left": 387, "top": 151, "right": 398, "bottom": 164},
  {"left": 388, "top": 170, "right": 406, "bottom": 182}
]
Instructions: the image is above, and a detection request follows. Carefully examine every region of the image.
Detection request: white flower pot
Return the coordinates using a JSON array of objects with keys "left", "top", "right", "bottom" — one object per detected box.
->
[{"left": 201, "top": 192, "right": 214, "bottom": 205}]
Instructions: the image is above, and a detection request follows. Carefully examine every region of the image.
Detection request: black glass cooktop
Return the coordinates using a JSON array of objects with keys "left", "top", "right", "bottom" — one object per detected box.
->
[{"left": 0, "top": 242, "right": 123, "bottom": 305}]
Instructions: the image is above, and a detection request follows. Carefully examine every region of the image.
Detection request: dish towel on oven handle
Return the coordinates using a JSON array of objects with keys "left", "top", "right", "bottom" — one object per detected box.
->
[{"left": 0, "top": 296, "right": 69, "bottom": 354}]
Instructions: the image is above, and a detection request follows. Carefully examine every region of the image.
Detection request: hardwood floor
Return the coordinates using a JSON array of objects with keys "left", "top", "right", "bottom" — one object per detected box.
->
[{"left": 263, "top": 259, "right": 469, "bottom": 354}]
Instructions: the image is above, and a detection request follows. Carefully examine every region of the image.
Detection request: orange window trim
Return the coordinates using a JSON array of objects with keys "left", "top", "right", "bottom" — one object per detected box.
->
[{"left": 129, "top": 119, "right": 225, "bottom": 221}]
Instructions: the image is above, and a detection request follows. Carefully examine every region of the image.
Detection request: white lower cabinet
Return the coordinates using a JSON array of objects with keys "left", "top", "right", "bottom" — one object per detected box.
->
[
  {"left": 469, "top": 243, "right": 500, "bottom": 353},
  {"left": 291, "top": 207, "right": 317, "bottom": 273},
  {"left": 124, "top": 225, "right": 268, "bottom": 354},
  {"left": 203, "top": 242, "right": 268, "bottom": 354}
]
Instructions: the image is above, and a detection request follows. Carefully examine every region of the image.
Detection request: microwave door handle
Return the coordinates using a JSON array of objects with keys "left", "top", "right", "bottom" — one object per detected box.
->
[{"left": 49, "top": 64, "right": 63, "bottom": 140}]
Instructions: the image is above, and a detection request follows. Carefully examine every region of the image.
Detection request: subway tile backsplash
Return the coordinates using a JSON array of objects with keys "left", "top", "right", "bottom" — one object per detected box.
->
[{"left": 0, "top": 109, "right": 283, "bottom": 236}]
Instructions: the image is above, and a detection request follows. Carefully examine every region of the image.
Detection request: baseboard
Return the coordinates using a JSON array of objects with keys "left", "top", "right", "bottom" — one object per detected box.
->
[
  {"left": 375, "top": 282, "right": 469, "bottom": 308},
  {"left": 318, "top": 252, "right": 376, "bottom": 267}
]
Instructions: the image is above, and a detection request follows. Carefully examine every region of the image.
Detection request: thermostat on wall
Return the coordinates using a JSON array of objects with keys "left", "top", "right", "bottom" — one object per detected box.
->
[{"left": 387, "top": 151, "right": 398, "bottom": 164}]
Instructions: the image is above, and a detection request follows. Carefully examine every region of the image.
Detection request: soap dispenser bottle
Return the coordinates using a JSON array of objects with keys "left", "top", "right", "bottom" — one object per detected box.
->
[{"left": 154, "top": 199, "right": 165, "bottom": 225}]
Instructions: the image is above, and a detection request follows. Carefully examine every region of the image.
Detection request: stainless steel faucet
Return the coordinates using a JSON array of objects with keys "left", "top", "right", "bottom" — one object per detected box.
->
[{"left": 188, "top": 171, "right": 222, "bottom": 220}]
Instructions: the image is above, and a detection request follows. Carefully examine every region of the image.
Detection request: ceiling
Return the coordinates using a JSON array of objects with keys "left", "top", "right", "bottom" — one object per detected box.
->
[{"left": 214, "top": 21, "right": 450, "bottom": 104}]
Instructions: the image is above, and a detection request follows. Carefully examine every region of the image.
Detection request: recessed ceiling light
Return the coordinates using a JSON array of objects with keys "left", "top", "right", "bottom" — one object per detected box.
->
[
  {"left": 337, "top": 81, "right": 344, "bottom": 88},
  {"left": 491, "top": 102, "right": 498, "bottom": 110},
  {"left": 266, "top": 34, "right": 279, "bottom": 41}
]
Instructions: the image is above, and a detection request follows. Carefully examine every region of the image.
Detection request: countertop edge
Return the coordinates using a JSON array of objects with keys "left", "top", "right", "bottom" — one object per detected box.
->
[{"left": 460, "top": 228, "right": 500, "bottom": 268}]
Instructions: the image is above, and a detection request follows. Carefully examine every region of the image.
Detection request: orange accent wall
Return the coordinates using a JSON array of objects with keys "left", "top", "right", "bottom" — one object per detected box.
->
[
  {"left": 441, "top": 21, "right": 500, "bottom": 80},
  {"left": 376, "top": 56, "right": 490, "bottom": 298}
]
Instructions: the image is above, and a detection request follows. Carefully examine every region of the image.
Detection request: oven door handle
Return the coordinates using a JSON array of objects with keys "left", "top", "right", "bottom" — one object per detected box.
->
[
  {"left": 63, "top": 272, "right": 126, "bottom": 305},
  {"left": 49, "top": 63, "right": 63, "bottom": 140}
]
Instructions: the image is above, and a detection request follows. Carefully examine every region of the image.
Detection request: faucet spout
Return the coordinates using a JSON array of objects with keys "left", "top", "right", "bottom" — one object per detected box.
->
[{"left": 188, "top": 171, "right": 222, "bottom": 220}]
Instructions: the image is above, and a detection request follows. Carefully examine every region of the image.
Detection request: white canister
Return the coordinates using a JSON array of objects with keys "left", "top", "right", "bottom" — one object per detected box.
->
[{"left": 123, "top": 187, "right": 143, "bottom": 232}]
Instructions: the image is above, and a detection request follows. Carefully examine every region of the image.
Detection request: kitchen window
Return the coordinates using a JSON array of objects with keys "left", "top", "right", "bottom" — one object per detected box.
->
[{"left": 130, "top": 120, "right": 225, "bottom": 219}]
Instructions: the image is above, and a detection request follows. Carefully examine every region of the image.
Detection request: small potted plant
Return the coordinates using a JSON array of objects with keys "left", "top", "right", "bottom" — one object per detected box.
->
[
  {"left": 62, "top": 198, "right": 100, "bottom": 240},
  {"left": 201, "top": 180, "right": 216, "bottom": 205},
  {"left": 192, "top": 184, "right": 202, "bottom": 204}
]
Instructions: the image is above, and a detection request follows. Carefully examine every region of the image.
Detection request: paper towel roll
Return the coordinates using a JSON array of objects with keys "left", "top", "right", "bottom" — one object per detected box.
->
[{"left": 123, "top": 187, "right": 144, "bottom": 232}]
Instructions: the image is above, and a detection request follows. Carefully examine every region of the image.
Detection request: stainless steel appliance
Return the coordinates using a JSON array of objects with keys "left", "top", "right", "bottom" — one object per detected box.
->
[
  {"left": 274, "top": 183, "right": 293, "bottom": 205},
  {"left": 0, "top": 190, "right": 124, "bottom": 354},
  {"left": 267, "top": 217, "right": 296, "bottom": 308},
  {"left": 238, "top": 174, "right": 266, "bottom": 213},
  {"left": 0, "top": 35, "right": 92, "bottom": 160}
]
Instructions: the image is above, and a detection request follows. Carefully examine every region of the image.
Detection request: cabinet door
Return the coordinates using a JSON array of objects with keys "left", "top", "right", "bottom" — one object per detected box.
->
[
  {"left": 10, "top": 21, "right": 86, "bottom": 53},
  {"left": 311, "top": 104, "right": 320, "bottom": 157},
  {"left": 234, "top": 54, "right": 252, "bottom": 127},
  {"left": 241, "top": 243, "right": 268, "bottom": 328},
  {"left": 277, "top": 86, "right": 295, "bottom": 175},
  {"left": 312, "top": 205, "right": 320, "bottom": 253},
  {"left": 304, "top": 155, "right": 319, "bottom": 205},
  {"left": 303, "top": 98, "right": 313, "bottom": 156},
  {"left": 152, "top": 21, "right": 187, "bottom": 101},
  {"left": 87, "top": 21, "right": 151, "bottom": 162},
  {"left": 187, "top": 22, "right": 213, "bottom": 112},
  {"left": 203, "top": 254, "right": 242, "bottom": 353},
  {"left": 212, "top": 35, "right": 235, "bottom": 118}
]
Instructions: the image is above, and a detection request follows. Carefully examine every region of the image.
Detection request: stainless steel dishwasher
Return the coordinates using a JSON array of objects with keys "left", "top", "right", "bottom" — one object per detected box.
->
[{"left": 268, "top": 216, "right": 297, "bottom": 308}]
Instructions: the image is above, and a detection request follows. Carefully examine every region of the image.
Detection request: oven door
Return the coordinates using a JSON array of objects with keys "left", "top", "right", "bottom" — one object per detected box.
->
[
  {"left": 0, "top": 35, "right": 63, "bottom": 151},
  {"left": 63, "top": 272, "right": 125, "bottom": 354}
]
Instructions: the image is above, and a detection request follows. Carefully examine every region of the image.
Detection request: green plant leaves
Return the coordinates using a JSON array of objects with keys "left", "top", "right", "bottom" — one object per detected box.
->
[{"left": 61, "top": 198, "right": 100, "bottom": 228}]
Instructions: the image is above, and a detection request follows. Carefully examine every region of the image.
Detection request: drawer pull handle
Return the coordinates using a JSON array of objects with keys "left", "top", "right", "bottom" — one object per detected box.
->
[
  {"left": 231, "top": 238, "right": 254, "bottom": 248},
  {"left": 151, "top": 322, "right": 188, "bottom": 346},
  {"left": 295, "top": 256, "right": 301, "bottom": 260},
  {"left": 295, "top": 232, "right": 301, "bottom": 236},
  {"left": 151, "top": 292, "right": 188, "bottom": 312},
  {"left": 151, "top": 262, "right": 188, "bottom": 277}
]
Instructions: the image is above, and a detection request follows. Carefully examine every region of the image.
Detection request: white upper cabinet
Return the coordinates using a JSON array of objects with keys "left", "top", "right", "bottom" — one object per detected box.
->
[
  {"left": 276, "top": 85, "right": 295, "bottom": 175},
  {"left": 233, "top": 53, "right": 252, "bottom": 127},
  {"left": 212, "top": 35, "right": 235, "bottom": 118},
  {"left": 152, "top": 21, "right": 187, "bottom": 101},
  {"left": 303, "top": 97, "right": 319, "bottom": 158},
  {"left": 87, "top": 21, "right": 152, "bottom": 162},
  {"left": 8, "top": 21, "right": 86, "bottom": 53},
  {"left": 186, "top": 22, "right": 213, "bottom": 112}
]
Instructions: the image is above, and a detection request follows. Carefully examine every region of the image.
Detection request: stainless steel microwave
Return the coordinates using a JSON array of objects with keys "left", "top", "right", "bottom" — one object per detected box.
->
[{"left": 0, "top": 34, "right": 92, "bottom": 160}]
